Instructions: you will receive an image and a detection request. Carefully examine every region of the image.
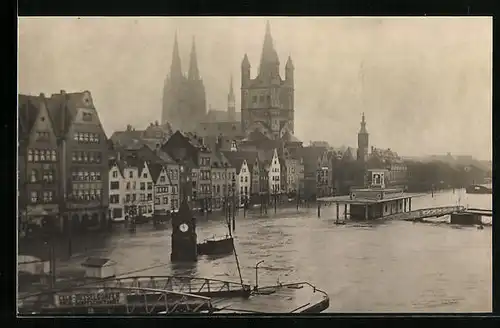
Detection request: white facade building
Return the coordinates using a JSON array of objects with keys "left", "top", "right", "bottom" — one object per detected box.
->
[
  {"left": 269, "top": 149, "right": 281, "bottom": 194},
  {"left": 237, "top": 160, "right": 252, "bottom": 205}
]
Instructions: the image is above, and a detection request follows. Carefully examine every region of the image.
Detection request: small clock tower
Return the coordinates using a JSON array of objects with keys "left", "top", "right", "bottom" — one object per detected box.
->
[{"left": 170, "top": 197, "right": 198, "bottom": 262}]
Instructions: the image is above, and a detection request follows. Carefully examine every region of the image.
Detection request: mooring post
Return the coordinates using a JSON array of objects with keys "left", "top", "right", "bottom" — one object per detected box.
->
[
  {"left": 336, "top": 203, "right": 339, "bottom": 223},
  {"left": 409, "top": 198, "right": 412, "bottom": 211},
  {"left": 317, "top": 202, "right": 321, "bottom": 218},
  {"left": 255, "top": 260, "right": 264, "bottom": 291}
]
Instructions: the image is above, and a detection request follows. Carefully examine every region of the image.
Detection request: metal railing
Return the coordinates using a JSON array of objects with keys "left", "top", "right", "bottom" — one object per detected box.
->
[{"left": 19, "top": 286, "right": 213, "bottom": 314}]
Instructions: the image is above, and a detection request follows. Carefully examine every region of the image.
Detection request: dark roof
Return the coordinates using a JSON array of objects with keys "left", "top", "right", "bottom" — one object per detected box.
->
[
  {"left": 221, "top": 152, "right": 245, "bottom": 174},
  {"left": 81, "top": 257, "right": 112, "bottom": 267},
  {"left": 19, "top": 95, "right": 41, "bottom": 139},
  {"left": 109, "top": 158, "right": 126, "bottom": 177},
  {"left": 222, "top": 150, "right": 260, "bottom": 173},
  {"left": 46, "top": 91, "right": 93, "bottom": 138}
]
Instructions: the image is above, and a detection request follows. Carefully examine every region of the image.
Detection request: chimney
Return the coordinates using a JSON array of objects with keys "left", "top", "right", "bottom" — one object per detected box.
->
[
  {"left": 39, "top": 93, "right": 45, "bottom": 98},
  {"left": 117, "top": 151, "right": 121, "bottom": 161},
  {"left": 60, "top": 90, "right": 66, "bottom": 95},
  {"left": 126, "top": 125, "right": 132, "bottom": 131},
  {"left": 155, "top": 120, "right": 159, "bottom": 126}
]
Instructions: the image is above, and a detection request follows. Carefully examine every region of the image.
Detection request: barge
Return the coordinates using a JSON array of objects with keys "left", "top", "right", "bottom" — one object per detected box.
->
[{"left": 197, "top": 235, "right": 234, "bottom": 256}]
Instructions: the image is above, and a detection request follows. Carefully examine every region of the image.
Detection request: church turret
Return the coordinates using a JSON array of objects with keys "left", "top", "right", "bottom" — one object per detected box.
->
[
  {"left": 258, "top": 21, "right": 280, "bottom": 82},
  {"left": 188, "top": 37, "right": 200, "bottom": 81},
  {"left": 285, "top": 55, "right": 294, "bottom": 85},
  {"left": 241, "top": 53, "right": 251, "bottom": 87},
  {"left": 170, "top": 32, "right": 183, "bottom": 81},
  {"left": 228, "top": 74, "right": 235, "bottom": 121},
  {"left": 357, "top": 113, "right": 369, "bottom": 162}
]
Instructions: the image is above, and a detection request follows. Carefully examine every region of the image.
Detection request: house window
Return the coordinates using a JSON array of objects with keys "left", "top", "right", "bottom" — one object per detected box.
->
[
  {"left": 140, "top": 182, "right": 145, "bottom": 190},
  {"left": 112, "top": 171, "right": 118, "bottom": 178},
  {"left": 172, "top": 199, "right": 178, "bottom": 209},
  {"left": 89, "top": 152, "right": 94, "bottom": 163},
  {"left": 147, "top": 193, "right": 152, "bottom": 201},
  {"left": 95, "top": 152, "right": 102, "bottom": 163},
  {"left": 172, "top": 186, "right": 177, "bottom": 194},
  {"left": 132, "top": 182, "right": 136, "bottom": 190},
  {"left": 140, "top": 194, "right": 145, "bottom": 201},
  {"left": 42, "top": 170, "right": 53, "bottom": 183},
  {"left": 78, "top": 171, "right": 84, "bottom": 181},
  {"left": 83, "top": 152, "right": 88, "bottom": 163},
  {"left": 30, "top": 169, "right": 38, "bottom": 183},
  {"left": 240, "top": 176, "right": 243, "bottom": 182},
  {"left": 147, "top": 182, "right": 153, "bottom": 190},
  {"left": 83, "top": 112, "right": 92, "bottom": 121},
  {"left": 163, "top": 196, "right": 168, "bottom": 204},
  {"left": 89, "top": 133, "right": 94, "bottom": 143},
  {"left": 129, "top": 171, "right": 133, "bottom": 178},
  {"left": 30, "top": 191, "right": 38, "bottom": 203},
  {"left": 90, "top": 172, "right": 96, "bottom": 181},
  {"left": 245, "top": 176, "right": 248, "bottom": 183},
  {"left": 77, "top": 151, "right": 82, "bottom": 162},
  {"left": 96, "top": 172, "right": 101, "bottom": 181},
  {"left": 160, "top": 176, "right": 166, "bottom": 183},
  {"left": 40, "top": 150, "right": 46, "bottom": 161},
  {"left": 27, "top": 149, "right": 33, "bottom": 162},
  {"left": 244, "top": 186, "right": 248, "bottom": 194},
  {"left": 126, "top": 194, "right": 131, "bottom": 203},
  {"left": 83, "top": 133, "right": 89, "bottom": 142},
  {"left": 217, "top": 185, "right": 220, "bottom": 193},
  {"left": 143, "top": 173, "right": 148, "bottom": 178},
  {"left": 148, "top": 205, "right": 153, "bottom": 213},
  {"left": 155, "top": 197, "right": 160, "bottom": 205},
  {"left": 110, "top": 181, "right": 119, "bottom": 190},
  {"left": 73, "top": 133, "right": 79, "bottom": 141},
  {"left": 126, "top": 182, "right": 130, "bottom": 190},
  {"left": 43, "top": 191, "right": 53, "bottom": 202},
  {"left": 51, "top": 150, "right": 56, "bottom": 161},
  {"left": 95, "top": 134, "right": 100, "bottom": 143},
  {"left": 252, "top": 96, "right": 257, "bottom": 104}
]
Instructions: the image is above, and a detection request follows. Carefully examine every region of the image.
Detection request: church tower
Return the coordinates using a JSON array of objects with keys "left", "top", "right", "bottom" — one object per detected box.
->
[
  {"left": 161, "top": 34, "right": 206, "bottom": 133},
  {"left": 241, "top": 21, "right": 295, "bottom": 140},
  {"left": 227, "top": 75, "right": 236, "bottom": 121},
  {"left": 357, "top": 113, "right": 369, "bottom": 162}
]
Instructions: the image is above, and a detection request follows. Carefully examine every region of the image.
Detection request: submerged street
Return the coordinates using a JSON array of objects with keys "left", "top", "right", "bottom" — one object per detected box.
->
[{"left": 50, "top": 188, "right": 491, "bottom": 312}]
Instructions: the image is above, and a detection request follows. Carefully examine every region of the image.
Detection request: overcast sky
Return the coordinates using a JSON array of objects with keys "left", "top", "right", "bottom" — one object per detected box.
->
[{"left": 18, "top": 17, "right": 492, "bottom": 160}]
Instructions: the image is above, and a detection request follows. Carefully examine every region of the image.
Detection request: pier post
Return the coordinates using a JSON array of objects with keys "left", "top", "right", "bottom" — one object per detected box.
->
[
  {"left": 409, "top": 198, "right": 412, "bottom": 211},
  {"left": 336, "top": 203, "right": 339, "bottom": 222},
  {"left": 404, "top": 198, "right": 407, "bottom": 212},
  {"left": 365, "top": 205, "right": 369, "bottom": 220},
  {"left": 317, "top": 202, "right": 321, "bottom": 218},
  {"left": 344, "top": 204, "right": 348, "bottom": 220}
]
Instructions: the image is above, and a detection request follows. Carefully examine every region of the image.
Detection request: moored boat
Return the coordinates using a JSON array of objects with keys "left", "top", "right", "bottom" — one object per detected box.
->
[{"left": 197, "top": 235, "right": 234, "bottom": 256}]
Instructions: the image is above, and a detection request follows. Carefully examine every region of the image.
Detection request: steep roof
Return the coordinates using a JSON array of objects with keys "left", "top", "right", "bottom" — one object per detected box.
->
[
  {"left": 109, "top": 158, "right": 126, "bottom": 177},
  {"left": 45, "top": 91, "right": 93, "bottom": 138},
  {"left": 221, "top": 151, "right": 244, "bottom": 174},
  {"left": 148, "top": 162, "right": 163, "bottom": 183},
  {"left": 19, "top": 95, "right": 41, "bottom": 140}
]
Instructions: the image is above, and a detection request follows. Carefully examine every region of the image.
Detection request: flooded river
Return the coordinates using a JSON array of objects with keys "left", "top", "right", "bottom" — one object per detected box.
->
[{"left": 53, "top": 188, "right": 492, "bottom": 312}]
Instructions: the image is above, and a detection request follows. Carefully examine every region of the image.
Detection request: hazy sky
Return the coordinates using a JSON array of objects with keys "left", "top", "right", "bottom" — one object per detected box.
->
[{"left": 18, "top": 17, "right": 492, "bottom": 160}]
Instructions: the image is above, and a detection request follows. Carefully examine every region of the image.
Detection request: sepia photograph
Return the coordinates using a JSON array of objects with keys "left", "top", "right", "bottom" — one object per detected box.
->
[{"left": 17, "top": 16, "right": 492, "bottom": 315}]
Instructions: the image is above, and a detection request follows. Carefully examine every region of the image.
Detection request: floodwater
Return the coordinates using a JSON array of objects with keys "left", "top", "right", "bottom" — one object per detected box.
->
[{"left": 56, "top": 188, "right": 492, "bottom": 312}]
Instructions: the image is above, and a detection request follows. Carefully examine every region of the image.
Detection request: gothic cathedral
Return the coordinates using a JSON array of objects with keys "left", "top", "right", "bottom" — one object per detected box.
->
[
  {"left": 162, "top": 35, "right": 207, "bottom": 133},
  {"left": 241, "top": 22, "right": 295, "bottom": 140}
]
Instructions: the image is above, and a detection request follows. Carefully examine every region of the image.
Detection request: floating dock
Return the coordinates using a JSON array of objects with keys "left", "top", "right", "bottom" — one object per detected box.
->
[{"left": 18, "top": 276, "right": 329, "bottom": 314}]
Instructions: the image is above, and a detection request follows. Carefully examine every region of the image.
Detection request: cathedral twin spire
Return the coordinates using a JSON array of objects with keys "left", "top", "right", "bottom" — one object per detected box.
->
[{"left": 170, "top": 33, "right": 201, "bottom": 81}]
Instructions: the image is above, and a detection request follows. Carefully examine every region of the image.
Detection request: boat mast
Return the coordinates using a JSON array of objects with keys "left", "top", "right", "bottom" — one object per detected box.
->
[{"left": 227, "top": 168, "right": 244, "bottom": 288}]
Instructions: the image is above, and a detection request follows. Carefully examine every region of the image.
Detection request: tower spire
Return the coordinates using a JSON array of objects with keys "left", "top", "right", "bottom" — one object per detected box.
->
[
  {"left": 228, "top": 74, "right": 235, "bottom": 121},
  {"left": 359, "top": 112, "right": 367, "bottom": 134},
  {"left": 229, "top": 74, "right": 235, "bottom": 99},
  {"left": 259, "top": 21, "right": 280, "bottom": 76},
  {"left": 170, "top": 32, "right": 183, "bottom": 80},
  {"left": 188, "top": 36, "right": 200, "bottom": 80}
]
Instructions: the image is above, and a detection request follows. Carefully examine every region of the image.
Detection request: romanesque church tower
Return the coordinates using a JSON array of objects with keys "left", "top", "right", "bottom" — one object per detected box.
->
[
  {"left": 240, "top": 21, "right": 295, "bottom": 140},
  {"left": 162, "top": 35, "right": 207, "bottom": 132},
  {"left": 357, "top": 113, "right": 369, "bottom": 162}
]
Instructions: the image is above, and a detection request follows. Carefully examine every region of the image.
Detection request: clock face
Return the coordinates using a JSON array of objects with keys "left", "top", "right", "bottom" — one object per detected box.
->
[{"left": 179, "top": 223, "right": 189, "bottom": 233}]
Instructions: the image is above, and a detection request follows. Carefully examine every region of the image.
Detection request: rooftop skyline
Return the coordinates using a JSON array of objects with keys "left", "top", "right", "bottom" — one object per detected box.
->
[{"left": 18, "top": 17, "right": 492, "bottom": 160}]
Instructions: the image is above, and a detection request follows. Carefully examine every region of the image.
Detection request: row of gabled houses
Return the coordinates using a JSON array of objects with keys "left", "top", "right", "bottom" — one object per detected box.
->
[{"left": 107, "top": 130, "right": 305, "bottom": 220}]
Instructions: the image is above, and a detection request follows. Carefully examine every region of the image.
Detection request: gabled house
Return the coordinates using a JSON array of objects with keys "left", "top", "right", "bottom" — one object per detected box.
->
[
  {"left": 161, "top": 131, "right": 212, "bottom": 210},
  {"left": 149, "top": 163, "right": 176, "bottom": 214},
  {"left": 108, "top": 158, "right": 126, "bottom": 220},
  {"left": 18, "top": 94, "right": 60, "bottom": 230},
  {"left": 210, "top": 152, "right": 236, "bottom": 210},
  {"left": 268, "top": 149, "right": 281, "bottom": 195},
  {"left": 20, "top": 90, "right": 109, "bottom": 233}
]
